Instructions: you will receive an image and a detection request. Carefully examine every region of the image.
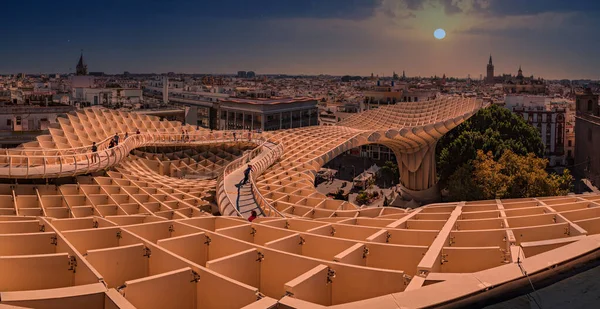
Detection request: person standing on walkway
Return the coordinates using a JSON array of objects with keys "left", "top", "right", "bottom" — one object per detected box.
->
[
  {"left": 136, "top": 128, "right": 140, "bottom": 134},
  {"left": 248, "top": 210, "right": 257, "bottom": 222},
  {"left": 113, "top": 133, "right": 120, "bottom": 146},
  {"left": 241, "top": 164, "right": 252, "bottom": 185},
  {"left": 233, "top": 132, "right": 237, "bottom": 141},
  {"left": 247, "top": 131, "right": 251, "bottom": 142},
  {"left": 108, "top": 139, "right": 115, "bottom": 149},
  {"left": 91, "top": 142, "right": 98, "bottom": 163}
]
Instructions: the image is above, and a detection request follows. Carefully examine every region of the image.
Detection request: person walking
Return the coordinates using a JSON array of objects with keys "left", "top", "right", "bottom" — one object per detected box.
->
[
  {"left": 241, "top": 165, "right": 252, "bottom": 185},
  {"left": 248, "top": 210, "right": 257, "bottom": 222},
  {"left": 233, "top": 132, "right": 237, "bottom": 141},
  {"left": 136, "top": 128, "right": 140, "bottom": 135},
  {"left": 113, "top": 133, "right": 120, "bottom": 146},
  {"left": 108, "top": 139, "right": 115, "bottom": 149},
  {"left": 91, "top": 142, "right": 98, "bottom": 163}
]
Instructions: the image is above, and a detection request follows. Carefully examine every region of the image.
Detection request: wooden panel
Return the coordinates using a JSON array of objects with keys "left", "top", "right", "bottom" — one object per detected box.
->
[
  {"left": 124, "top": 268, "right": 195, "bottom": 309},
  {"left": 86, "top": 244, "right": 148, "bottom": 288},
  {"left": 0, "top": 253, "right": 72, "bottom": 291}
]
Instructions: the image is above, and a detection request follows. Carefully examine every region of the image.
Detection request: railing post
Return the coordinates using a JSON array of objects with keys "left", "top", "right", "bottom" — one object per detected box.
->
[
  {"left": 57, "top": 155, "right": 63, "bottom": 177},
  {"left": 86, "top": 151, "right": 91, "bottom": 174},
  {"left": 73, "top": 155, "right": 77, "bottom": 176}
]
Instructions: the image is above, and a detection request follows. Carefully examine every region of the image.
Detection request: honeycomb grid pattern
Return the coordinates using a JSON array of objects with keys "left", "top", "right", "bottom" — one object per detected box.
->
[{"left": 0, "top": 102, "right": 599, "bottom": 309}]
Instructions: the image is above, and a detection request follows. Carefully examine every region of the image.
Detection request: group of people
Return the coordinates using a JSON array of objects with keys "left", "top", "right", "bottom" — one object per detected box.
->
[
  {"left": 232, "top": 131, "right": 254, "bottom": 142},
  {"left": 108, "top": 133, "right": 120, "bottom": 148},
  {"left": 181, "top": 130, "right": 192, "bottom": 142},
  {"left": 90, "top": 129, "right": 141, "bottom": 163}
]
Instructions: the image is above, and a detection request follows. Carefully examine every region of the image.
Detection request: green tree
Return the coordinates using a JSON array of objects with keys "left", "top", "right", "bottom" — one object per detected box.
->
[
  {"left": 355, "top": 191, "right": 370, "bottom": 205},
  {"left": 447, "top": 150, "right": 573, "bottom": 201},
  {"left": 378, "top": 161, "right": 399, "bottom": 185},
  {"left": 447, "top": 163, "right": 483, "bottom": 201},
  {"left": 437, "top": 104, "right": 544, "bottom": 189},
  {"left": 332, "top": 188, "right": 348, "bottom": 201}
]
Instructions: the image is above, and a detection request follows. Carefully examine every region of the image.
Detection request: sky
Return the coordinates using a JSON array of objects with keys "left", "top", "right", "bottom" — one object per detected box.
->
[{"left": 2, "top": 0, "right": 599, "bottom": 79}]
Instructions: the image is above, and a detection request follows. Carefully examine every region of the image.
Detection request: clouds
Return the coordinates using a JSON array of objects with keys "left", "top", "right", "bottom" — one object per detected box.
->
[
  {"left": 483, "top": 0, "right": 600, "bottom": 17},
  {"left": 376, "top": 0, "right": 600, "bottom": 18},
  {"left": 440, "top": 0, "right": 491, "bottom": 15},
  {"left": 0, "top": 0, "right": 599, "bottom": 79},
  {"left": 459, "top": 11, "right": 580, "bottom": 35}
]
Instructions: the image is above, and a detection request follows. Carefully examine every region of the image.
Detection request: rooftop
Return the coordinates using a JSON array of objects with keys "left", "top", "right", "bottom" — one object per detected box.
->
[
  {"left": 221, "top": 97, "right": 316, "bottom": 105},
  {"left": 0, "top": 101, "right": 596, "bottom": 309}
]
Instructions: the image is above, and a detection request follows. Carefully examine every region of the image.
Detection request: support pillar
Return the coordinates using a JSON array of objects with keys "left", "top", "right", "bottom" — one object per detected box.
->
[
  {"left": 225, "top": 110, "right": 229, "bottom": 130},
  {"left": 389, "top": 142, "right": 441, "bottom": 204}
]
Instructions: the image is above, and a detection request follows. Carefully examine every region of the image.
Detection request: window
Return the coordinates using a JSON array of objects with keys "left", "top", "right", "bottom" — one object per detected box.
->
[
  {"left": 6, "top": 119, "right": 11, "bottom": 126},
  {"left": 16, "top": 116, "right": 21, "bottom": 126},
  {"left": 589, "top": 100, "right": 594, "bottom": 111},
  {"left": 568, "top": 140, "right": 572, "bottom": 147}
]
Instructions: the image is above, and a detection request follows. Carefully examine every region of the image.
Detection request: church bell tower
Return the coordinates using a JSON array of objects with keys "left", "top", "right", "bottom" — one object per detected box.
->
[
  {"left": 486, "top": 55, "right": 494, "bottom": 84},
  {"left": 76, "top": 52, "right": 88, "bottom": 76}
]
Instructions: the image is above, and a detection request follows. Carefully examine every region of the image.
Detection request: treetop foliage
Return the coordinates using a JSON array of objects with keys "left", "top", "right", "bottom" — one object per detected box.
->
[{"left": 437, "top": 104, "right": 544, "bottom": 187}]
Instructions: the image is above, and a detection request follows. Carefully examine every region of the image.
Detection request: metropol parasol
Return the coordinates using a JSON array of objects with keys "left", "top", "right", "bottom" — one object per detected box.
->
[{"left": 0, "top": 97, "right": 598, "bottom": 309}]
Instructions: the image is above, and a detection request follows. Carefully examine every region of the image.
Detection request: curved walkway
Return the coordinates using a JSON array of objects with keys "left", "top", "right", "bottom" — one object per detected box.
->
[
  {"left": 0, "top": 131, "right": 259, "bottom": 179},
  {"left": 218, "top": 140, "right": 284, "bottom": 218}
]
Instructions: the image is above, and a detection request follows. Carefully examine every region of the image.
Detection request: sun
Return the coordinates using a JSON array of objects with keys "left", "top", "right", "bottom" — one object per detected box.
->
[{"left": 434, "top": 28, "right": 446, "bottom": 40}]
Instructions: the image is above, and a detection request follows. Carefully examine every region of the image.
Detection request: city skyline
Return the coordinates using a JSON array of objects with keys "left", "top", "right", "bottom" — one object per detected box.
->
[{"left": 2, "top": 0, "right": 600, "bottom": 79}]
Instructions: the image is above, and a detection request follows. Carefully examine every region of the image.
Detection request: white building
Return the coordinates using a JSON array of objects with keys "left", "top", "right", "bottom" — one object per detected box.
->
[
  {"left": 72, "top": 87, "right": 142, "bottom": 107},
  {"left": 506, "top": 96, "right": 566, "bottom": 166},
  {"left": 218, "top": 97, "right": 319, "bottom": 131},
  {"left": 0, "top": 105, "right": 75, "bottom": 131}
]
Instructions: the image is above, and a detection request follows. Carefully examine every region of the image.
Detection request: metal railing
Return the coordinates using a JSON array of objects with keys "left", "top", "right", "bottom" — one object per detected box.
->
[{"left": 0, "top": 130, "right": 262, "bottom": 179}]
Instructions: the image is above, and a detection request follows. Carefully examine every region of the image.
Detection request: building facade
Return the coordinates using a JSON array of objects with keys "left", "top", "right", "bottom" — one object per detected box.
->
[
  {"left": 363, "top": 82, "right": 437, "bottom": 109},
  {"left": 0, "top": 105, "right": 75, "bottom": 132},
  {"left": 575, "top": 89, "right": 600, "bottom": 186},
  {"left": 218, "top": 98, "right": 319, "bottom": 131},
  {"left": 506, "top": 95, "right": 567, "bottom": 166}
]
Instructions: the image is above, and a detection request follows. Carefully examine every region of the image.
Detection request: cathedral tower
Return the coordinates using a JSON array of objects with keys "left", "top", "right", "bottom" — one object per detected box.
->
[
  {"left": 486, "top": 55, "right": 494, "bottom": 84},
  {"left": 76, "top": 52, "right": 88, "bottom": 76}
]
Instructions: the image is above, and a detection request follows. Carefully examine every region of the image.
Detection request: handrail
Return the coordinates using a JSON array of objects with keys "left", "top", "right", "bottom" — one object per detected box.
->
[
  {"left": 248, "top": 142, "right": 285, "bottom": 217},
  {"left": 0, "top": 131, "right": 263, "bottom": 179},
  {"left": 216, "top": 137, "right": 267, "bottom": 217},
  {"left": 1, "top": 129, "right": 254, "bottom": 156}
]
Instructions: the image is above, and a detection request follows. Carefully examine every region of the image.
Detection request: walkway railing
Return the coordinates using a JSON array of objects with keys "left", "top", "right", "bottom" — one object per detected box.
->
[
  {"left": 216, "top": 138, "right": 268, "bottom": 217},
  {"left": 0, "top": 130, "right": 261, "bottom": 179},
  {"left": 249, "top": 142, "right": 285, "bottom": 217}
]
